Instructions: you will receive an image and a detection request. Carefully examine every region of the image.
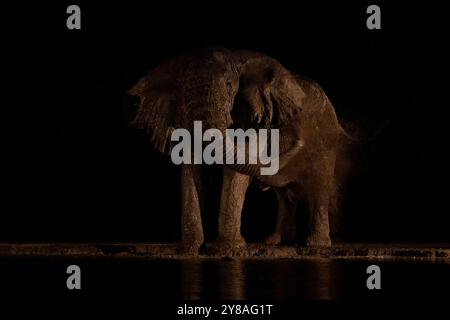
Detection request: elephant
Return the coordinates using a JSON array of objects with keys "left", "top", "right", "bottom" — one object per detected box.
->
[{"left": 127, "top": 47, "right": 354, "bottom": 254}]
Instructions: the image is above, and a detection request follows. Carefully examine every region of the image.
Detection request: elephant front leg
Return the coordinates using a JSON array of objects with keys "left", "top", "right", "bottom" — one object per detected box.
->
[
  {"left": 212, "top": 167, "right": 250, "bottom": 253},
  {"left": 265, "top": 188, "right": 297, "bottom": 245},
  {"left": 180, "top": 164, "right": 204, "bottom": 254}
]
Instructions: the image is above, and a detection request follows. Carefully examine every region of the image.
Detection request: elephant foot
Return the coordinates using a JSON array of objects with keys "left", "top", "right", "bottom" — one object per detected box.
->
[
  {"left": 264, "top": 232, "right": 282, "bottom": 245},
  {"left": 207, "top": 235, "right": 247, "bottom": 256},
  {"left": 306, "top": 231, "right": 331, "bottom": 247},
  {"left": 265, "top": 230, "right": 296, "bottom": 245},
  {"left": 179, "top": 240, "right": 203, "bottom": 256}
]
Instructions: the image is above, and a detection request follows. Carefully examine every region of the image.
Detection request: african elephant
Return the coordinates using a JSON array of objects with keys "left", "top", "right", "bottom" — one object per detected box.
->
[{"left": 128, "top": 47, "right": 352, "bottom": 253}]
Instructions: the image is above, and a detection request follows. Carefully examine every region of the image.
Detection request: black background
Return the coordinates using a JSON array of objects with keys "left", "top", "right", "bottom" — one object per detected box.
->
[{"left": 3, "top": 1, "right": 448, "bottom": 244}]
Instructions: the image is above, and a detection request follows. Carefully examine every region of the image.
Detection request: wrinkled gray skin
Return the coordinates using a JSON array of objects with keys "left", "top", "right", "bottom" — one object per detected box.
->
[{"left": 128, "top": 47, "right": 352, "bottom": 254}]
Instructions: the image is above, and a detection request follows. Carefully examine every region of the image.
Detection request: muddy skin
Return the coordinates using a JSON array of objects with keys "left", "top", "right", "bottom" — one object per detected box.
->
[{"left": 128, "top": 47, "right": 353, "bottom": 254}]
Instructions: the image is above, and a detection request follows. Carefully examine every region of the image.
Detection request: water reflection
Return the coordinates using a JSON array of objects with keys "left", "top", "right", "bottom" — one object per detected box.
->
[
  {"left": 303, "top": 259, "right": 338, "bottom": 299},
  {"left": 180, "top": 260, "right": 203, "bottom": 299},
  {"left": 218, "top": 259, "right": 246, "bottom": 299},
  {"left": 180, "top": 259, "right": 343, "bottom": 300}
]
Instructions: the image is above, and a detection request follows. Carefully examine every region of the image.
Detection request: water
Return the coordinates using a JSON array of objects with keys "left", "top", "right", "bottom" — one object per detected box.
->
[{"left": 1, "top": 258, "right": 449, "bottom": 299}]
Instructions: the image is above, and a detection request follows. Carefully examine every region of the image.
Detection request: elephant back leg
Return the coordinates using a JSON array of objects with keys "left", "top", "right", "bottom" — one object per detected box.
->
[
  {"left": 265, "top": 187, "right": 298, "bottom": 245},
  {"left": 304, "top": 153, "right": 336, "bottom": 247}
]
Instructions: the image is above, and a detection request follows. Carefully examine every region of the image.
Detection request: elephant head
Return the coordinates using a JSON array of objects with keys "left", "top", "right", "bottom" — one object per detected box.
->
[
  {"left": 232, "top": 51, "right": 305, "bottom": 132},
  {"left": 128, "top": 47, "right": 239, "bottom": 154},
  {"left": 226, "top": 51, "right": 306, "bottom": 176},
  {"left": 128, "top": 48, "right": 306, "bottom": 176}
]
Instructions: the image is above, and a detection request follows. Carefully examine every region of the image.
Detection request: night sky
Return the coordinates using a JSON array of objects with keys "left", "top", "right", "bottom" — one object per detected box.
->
[{"left": 3, "top": 1, "right": 448, "bottom": 244}]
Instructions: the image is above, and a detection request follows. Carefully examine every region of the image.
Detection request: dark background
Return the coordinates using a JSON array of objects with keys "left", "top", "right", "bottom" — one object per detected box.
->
[{"left": 3, "top": 1, "right": 448, "bottom": 243}]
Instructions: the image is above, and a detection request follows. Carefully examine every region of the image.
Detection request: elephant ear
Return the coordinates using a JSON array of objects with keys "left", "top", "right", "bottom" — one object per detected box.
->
[
  {"left": 267, "top": 67, "right": 305, "bottom": 129},
  {"left": 127, "top": 60, "right": 183, "bottom": 155}
]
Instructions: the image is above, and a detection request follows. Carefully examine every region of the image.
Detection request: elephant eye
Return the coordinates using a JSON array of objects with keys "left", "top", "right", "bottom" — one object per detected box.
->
[{"left": 226, "top": 81, "right": 233, "bottom": 94}]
